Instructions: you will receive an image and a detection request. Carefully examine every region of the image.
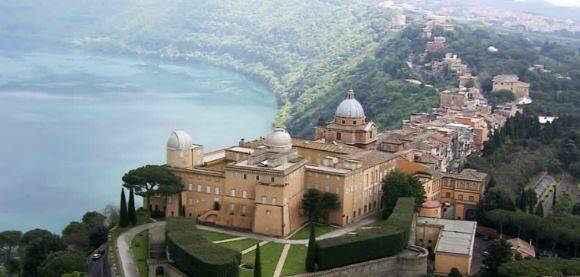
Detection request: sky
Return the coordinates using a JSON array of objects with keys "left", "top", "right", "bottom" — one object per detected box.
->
[{"left": 546, "top": 0, "right": 580, "bottom": 6}]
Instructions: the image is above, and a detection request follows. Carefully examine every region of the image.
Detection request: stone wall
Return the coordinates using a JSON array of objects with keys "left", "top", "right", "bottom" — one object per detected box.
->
[{"left": 292, "top": 246, "right": 428, "bottom": 277}]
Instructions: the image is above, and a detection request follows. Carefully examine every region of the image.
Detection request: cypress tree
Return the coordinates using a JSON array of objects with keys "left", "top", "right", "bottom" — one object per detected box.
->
[
  {"left": 119, "top": 188, "right": 129, "bottom": 227},
  {"left": 128, "top": 187, "right": 137, "bottom": 225},
  {"left": 178, "top": 194, "right": 185, "bottom": 217},
  {"left": 254, "top": 243, "right": 261, "bottom": 277},
  {"left": 535, "top": 202, "right": 544, "bottom": 217},
  {"left": 305, "top": 222, "right": 316, "bottom": 272}
]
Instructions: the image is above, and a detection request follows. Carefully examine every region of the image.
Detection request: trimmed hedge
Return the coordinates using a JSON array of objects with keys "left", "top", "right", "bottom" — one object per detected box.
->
[
  {"left": 166, "top": 218, "right": 241, "bottom": 277},
  {"left": 315, "top": 197, "right": 415, "bottom": 270}
]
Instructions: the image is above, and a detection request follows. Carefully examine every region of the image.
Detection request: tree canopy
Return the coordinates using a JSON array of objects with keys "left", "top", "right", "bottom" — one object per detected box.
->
[
  {"left": 122, "top": 165, "right": 182, "bottom": 211},
  {"left": 381, "top": 170, "right": 426, "bottom": 219}
]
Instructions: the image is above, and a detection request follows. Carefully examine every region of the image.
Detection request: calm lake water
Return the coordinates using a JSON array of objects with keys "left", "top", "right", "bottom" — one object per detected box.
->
[{"left": 0, "top": 43, "right": 277, "bottom": 232}]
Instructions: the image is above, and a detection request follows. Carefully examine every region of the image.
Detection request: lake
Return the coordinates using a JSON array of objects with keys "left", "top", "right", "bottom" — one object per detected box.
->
[{"left": 0, "top": 42, "right": 277, "bottom": 232}]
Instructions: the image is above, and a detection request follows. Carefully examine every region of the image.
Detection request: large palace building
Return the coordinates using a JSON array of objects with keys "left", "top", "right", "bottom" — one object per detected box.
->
[{"left": 148, "top": 91, "right": 398, "bottom": 237}]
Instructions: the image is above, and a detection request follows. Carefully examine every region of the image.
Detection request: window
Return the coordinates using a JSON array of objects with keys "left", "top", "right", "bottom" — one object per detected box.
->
[
  {"left": 325, "top": 185, "right": 330, "bottom": 192},
  {"left": 270, "top": 177, "right": 275, "bottom": 183},
  {"left": 242, "top": 190, "right": 248, "bottom": 199},
  {"left": 261, "top": 196, "right": 267, "bottom": 204},
  {"left": 197, "top": 184, "right": 202, "bottom": 192},
  {"left": 206, "top": 186, "right": 211, "bottom": 193},
  {"left": 336, "top": 187, "right": 340, "bottom": 194},
  {"left": 243, "top": 173, "right": 247, "bottom": 180},
  {"left": 353, "top": 120, "right": 357, "bottom": 125},
  {"left": 469, "top": 196, "right": 474, "bottom": 202},
  {"left": 229, "top": 204, "right": 235, "bottom": 215},
  {"left": 342, "top": 120, "right": 345, "bottom": 124},
  {"left": 337, "top": 132, "right": 342, "bottom": 140},
  {"left": 445, "top": 192, "right": 451, "bottom": 198},
  {"left": 215, "top": 187, "right": 220, "bottom": 195},
  {"left": 241, "top": 205, "right": 247, "bottom": 216},
  {"left": 230, "top": 189, "right": 236, "bottom": 197},
  {"left": 256, "top": 175, "right": 260, "bottom": 181},
  {"left": 272, "top": 197, "right": 277, "bottom": 205},
  {"left": 188, "top": 198, "right": 193, "bottom": 205},
  {"left": 188, "top": 184, "right": 193, "bottom": 191},
  {"left": 458, "top": 194, "right": 463, "bottom": 200}
]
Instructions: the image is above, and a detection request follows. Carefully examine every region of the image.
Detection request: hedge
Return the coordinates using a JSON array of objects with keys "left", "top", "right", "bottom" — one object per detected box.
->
[
  {"left": 498, "top": 258, "right": 580, "bottom": 276},
  {"left": 315, "top": 197, "right": 415, "bottom": 270},
  {"left": 166, "top": 218, "right": 241, "bottom": 277}
]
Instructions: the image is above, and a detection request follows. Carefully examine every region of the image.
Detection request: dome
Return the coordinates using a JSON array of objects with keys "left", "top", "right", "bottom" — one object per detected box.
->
[
  {"left": 335, "top": 89, "right": 365, "bottom": 118},
  {"left": 264, "top": 128, "right": 292, "bottom": 150},
  {"left": 167, "top": 130, "right": 192, "bottom": 150}
]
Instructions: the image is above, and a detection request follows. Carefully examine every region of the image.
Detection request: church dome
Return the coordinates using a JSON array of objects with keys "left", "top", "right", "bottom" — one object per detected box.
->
[
  {"left": 167, "top": 130, "right": 192, "bottom": 150},
  {"left": 265, "top": 128, "right": 292, "bottom": 151},
  {"left": 335, "top": 89, "right": 365, "bottom": 118}
]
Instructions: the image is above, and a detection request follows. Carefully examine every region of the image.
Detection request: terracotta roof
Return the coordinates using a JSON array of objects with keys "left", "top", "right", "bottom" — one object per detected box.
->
[
  {"left": 345, "top": 150, "right": 397, "bottom": 168},
  {"left": 507, "top": 238, "right": 535, "bottom": 258},
  {"left": 292, "top": 138, "right": 363, "bottom": 154}
]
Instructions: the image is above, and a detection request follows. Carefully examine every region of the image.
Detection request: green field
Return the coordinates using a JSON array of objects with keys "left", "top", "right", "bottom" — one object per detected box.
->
[
  {"left": 239, "top": 243, "right": 285, "bottom": 277},
  {"left": 289, "top": 223, "right": 338, "bottom": 240},
  {"left": 220, "top": 238, "right": 261, "bottom": 252},
  {"left": 197, "top": 229, "right": 238, "bottom": 241},
  {"left": 281, "top": 244, "right": 308, "bottom": 276},
  {"left": 130, "top": 230, "right": 149, "bottom": 277}
]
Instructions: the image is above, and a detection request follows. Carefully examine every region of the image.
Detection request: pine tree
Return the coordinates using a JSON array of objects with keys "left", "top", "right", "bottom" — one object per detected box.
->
[
  {"left": 253, "top": 243, "right": 261, "bottom": 277},
  {"left": 128, "top": 187, "right": 137, "bottom": 225},
  {"left": 119, "top": 188, "right": 129, "bottom": 227},
  {"left": 305, "top": 222, "right": 317, "bottom": 272}
]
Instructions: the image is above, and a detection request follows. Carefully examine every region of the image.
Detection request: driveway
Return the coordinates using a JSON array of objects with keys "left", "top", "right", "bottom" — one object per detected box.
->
[
  {"left": 470, "top": 237, "right": 491, "bottom": 275},
  {"left": 117, "top": 222, "right": 164, "bottom": 277}
]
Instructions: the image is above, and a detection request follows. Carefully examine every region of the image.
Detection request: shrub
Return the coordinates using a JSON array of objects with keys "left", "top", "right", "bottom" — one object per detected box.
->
[
  {"left": 315, "top": 197, "right": 414, "bottom": 270},
  {"left": 165, "top": 218, "right": 241, "bottom": 277}
]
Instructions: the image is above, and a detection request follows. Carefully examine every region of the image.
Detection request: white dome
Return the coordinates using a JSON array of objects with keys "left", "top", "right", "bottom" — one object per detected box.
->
[
  {"left": 265, "top": 128, "right": 292, "bottom": 149},
  {"left": 335, "top": 90, "right": 365, "bottom": 118},
  {"left": 167, "top": 130, "right": 192, "bottom": 150}
]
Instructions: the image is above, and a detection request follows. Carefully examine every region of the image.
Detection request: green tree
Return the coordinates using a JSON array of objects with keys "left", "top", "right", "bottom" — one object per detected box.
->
[
  {"left": 535, "top": 202, "right": 545, "bottom": 217},
  {"left": 448, "top": 267, "right": 463, "bottom": 277},
  {"left": 302, "top": 189, "right": 322, "bottom": 222},
  {"left": 128, "top": 187, "right": 137, "bottom": 225},
  {"left": 122, "top": 165, "right": 182, "bottom": 213},
  {"left": 554, "top": 188, "right": 574, "bottom": 214},
  {"left": 38, "top": 250, "right": 85, "bottom": 277},
  {"left": 483, "top": 238, "right": 513, "bottom": 275},
  {"left": 381, "top": 170, "right": 426, "bottom": 219},
  {"left": 0, "top": 230, "right": 21, "bottom": 262},
  {"left": 522, "top": 188, "right": 538, "bottom": 213},
  {"left": 305, "top": 223, "right": 316, "bottom": 272},
  {"left": 21, "top": 231, "right": 65, "bottom": 276},
  {"left": 119, "top": 188, "right": 129, "bottom": 228},
  {"left": 102, "top": 204, "right": 120, "bottom": 228},
  {"left": 82, "top": 211, "right": 108, "bottom": 248},
  {"left": 61, "top": 222, "right": 90, "bottom": 251},
  {"left": 178, "top": 194, "right": 185, "bottom": 217},
  {"left": 253, "top": 243, "right": 261, "bottom": 277},
  {"left": 320, "top": 192, "right": 340, "bottom": 224}
]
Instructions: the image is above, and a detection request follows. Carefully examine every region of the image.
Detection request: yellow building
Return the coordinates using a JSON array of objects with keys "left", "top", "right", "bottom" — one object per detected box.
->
[
  {"left": 436, "top": 169, "right": 488, "bottom": 220},
  {"left": 416, "top": 217, "right": 477, "bottom": 276},
  {"left": 492, "top": 74, "right": 530, "bottom": 99},
  {"left": 148, "top": 92, "right": 402, "bottom": 237},
  {"left": 315, "top": 90, "right": 378, "bottom": 149}
]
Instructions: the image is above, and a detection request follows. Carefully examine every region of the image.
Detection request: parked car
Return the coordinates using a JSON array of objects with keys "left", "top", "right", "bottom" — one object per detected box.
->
[
  {"left": 481, "top": 251, "right": 489, "bottom": 257},
  {"left": 91, "top": 253, "right": 102, "bottom": 260}
]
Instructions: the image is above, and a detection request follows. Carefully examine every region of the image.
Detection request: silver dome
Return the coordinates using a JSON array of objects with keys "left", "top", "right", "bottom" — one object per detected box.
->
[
  {"left": 167, "top": 130, "right": 192, "bottom": 150},
  {"left": 335, "top": 90, "right": 365, "bottom": 118},
  {"left": 264, "top": 128, "right": 292, "bottom": 149}
]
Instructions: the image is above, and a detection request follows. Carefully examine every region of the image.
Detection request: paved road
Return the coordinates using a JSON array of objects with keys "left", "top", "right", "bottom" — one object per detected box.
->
[
  {"left": 87, "top": 243, "right": 110, "bottom": 277},
  {"left": 470, "top": 237, "right": 491, "bottom": 275},
  {"left": 117, "top": 222, "right": 164, "bottom": 277}
]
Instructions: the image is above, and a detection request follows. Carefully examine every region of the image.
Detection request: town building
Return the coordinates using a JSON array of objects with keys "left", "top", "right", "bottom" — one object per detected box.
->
[
  {"left": 492, "top": 74, "right": 530, "bottom": 99},
  {"left": 507, "top": 238, "right": 536, "bottom": 258},
  {"left": 416, "top": 217, "right": 477, "bottom": 276},
  {"left": 391, "top": 13, "right": 406, "bottom": 28},
  {"left": 426, "top": 36, "right": 446, "bottom": 52},
  {"left": 435, "top": 169, "right": 488, "bottom": 220},
  {"left": 315, "top": 90, "right": 378, "bottom": 149}
]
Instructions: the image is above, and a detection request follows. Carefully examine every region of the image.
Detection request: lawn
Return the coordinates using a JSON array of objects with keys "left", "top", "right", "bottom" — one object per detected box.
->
[
  {"left": 220, "top": 238, "right": 261, "bottom": 252},
  {"left": 239, "top": 243, "right": 285, "bottom": 277},
  {"left": 130, "top": 230, "right": 149, "bottom": 277},
  {"left": 289, "top": 223, "right": 338, "bottom": 240},
  {"left": 197, "top": 229, "right": 238, "bottom": 241},
  {"left": 281, "top": 244, "right": 308, "bottom": 276}
]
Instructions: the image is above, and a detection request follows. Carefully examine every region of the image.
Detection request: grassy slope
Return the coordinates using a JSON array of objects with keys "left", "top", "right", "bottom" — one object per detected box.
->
[
  {"left": 197, "top": 229, "right": 237, "bottom": 242},
  {"left": 281, "top": 244, "right": 308, "bottom": 276},
  {"left": 130, "top": 230, "right": 149, "bottom": 277},
  {"left": 289, "top": 223, "right": 338, "bottom": 240},
  {"left": 239, "top": 243, "right": 285, "bottom": 277},
  {"left": 219, "top": 238, "right": 261, "bottom": 252}
]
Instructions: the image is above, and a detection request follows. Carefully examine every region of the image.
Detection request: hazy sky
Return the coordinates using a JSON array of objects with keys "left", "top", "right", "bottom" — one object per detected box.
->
[{"left": 546, "top": 0, "right": 580, "bottom": 7}]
